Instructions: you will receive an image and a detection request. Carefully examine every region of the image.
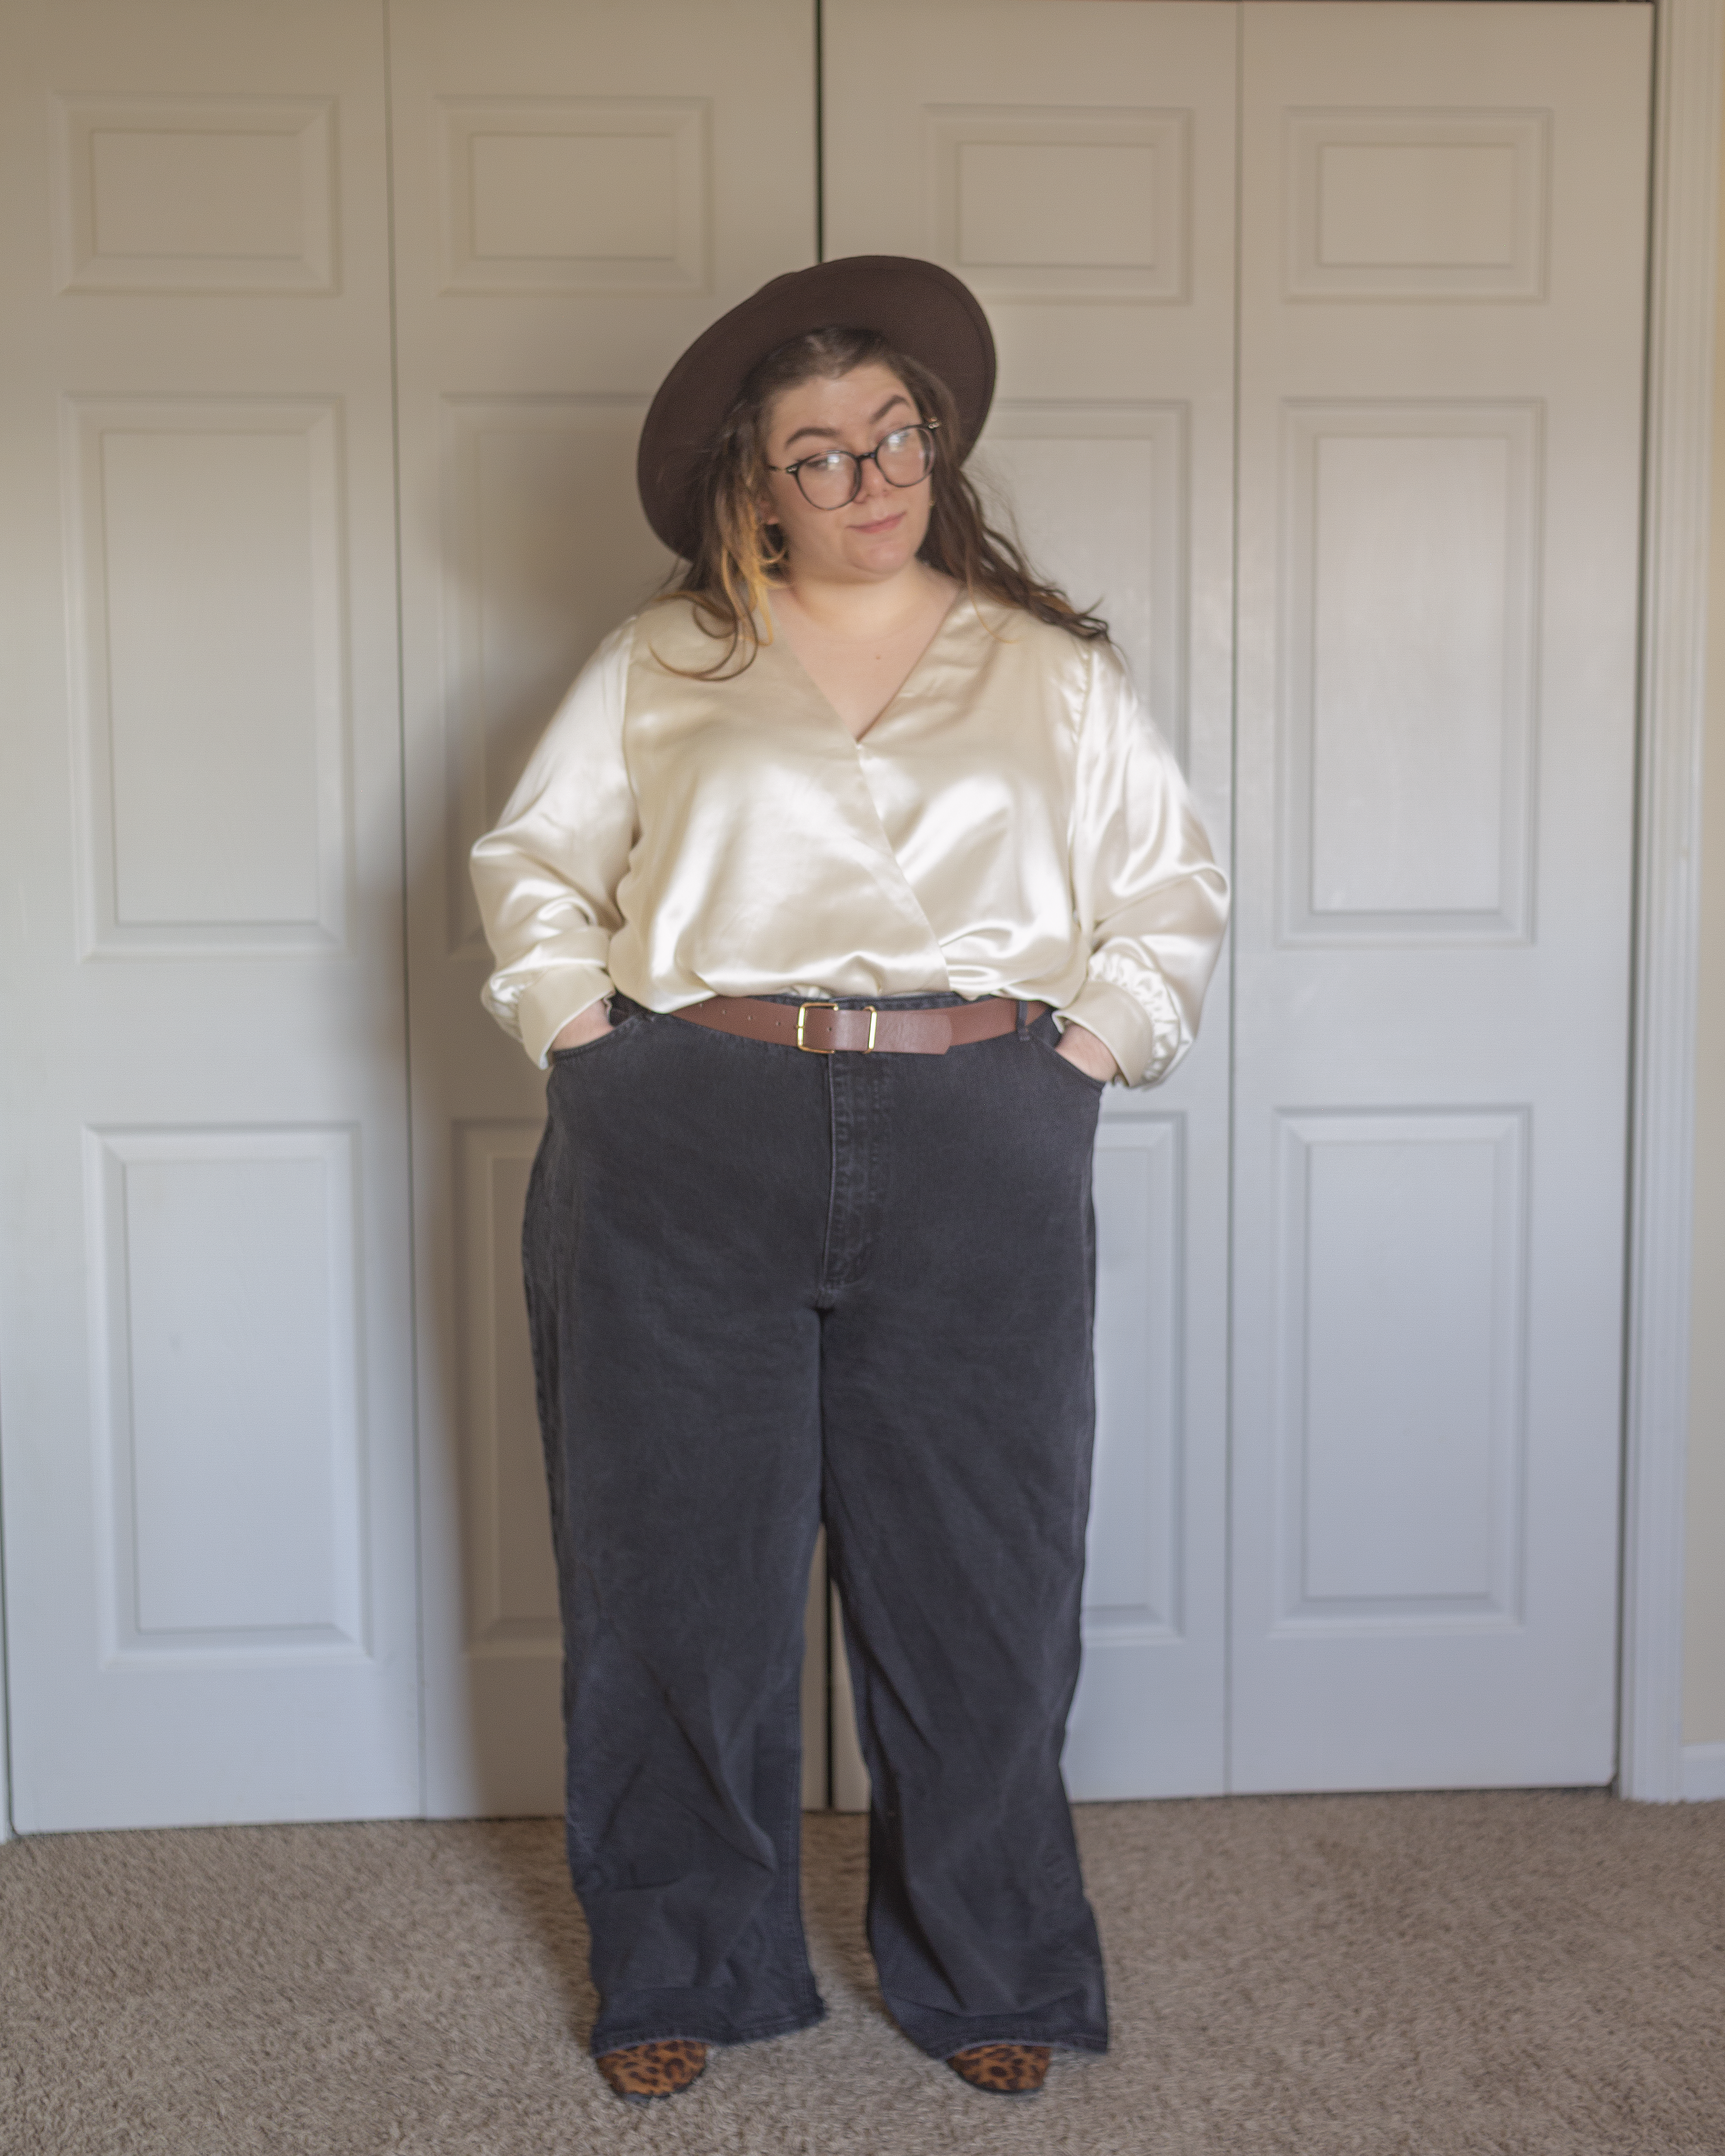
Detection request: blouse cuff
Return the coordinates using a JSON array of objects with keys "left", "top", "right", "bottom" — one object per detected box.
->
[
  {"left": 518, "top": 965, "right": 615, "bottom": 1069},
  {"left": 1057, "top": 977, "right": 1159, "bottom": 1089}
]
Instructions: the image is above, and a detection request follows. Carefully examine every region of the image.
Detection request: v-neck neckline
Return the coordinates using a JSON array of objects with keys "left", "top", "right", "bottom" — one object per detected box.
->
[{"left": 768, "top": 588, "right": 971, "bottom": 749}]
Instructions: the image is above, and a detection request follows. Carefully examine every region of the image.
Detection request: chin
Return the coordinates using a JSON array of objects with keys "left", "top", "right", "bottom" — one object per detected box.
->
[{"left": 845, "top": 536, "right": 921, "bottom": 577}]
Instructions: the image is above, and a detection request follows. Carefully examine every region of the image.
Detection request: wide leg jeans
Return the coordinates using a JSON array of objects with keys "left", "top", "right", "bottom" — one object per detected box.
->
[{"left": 521, "top": 993, "right": 1111, "bottom": 2060}]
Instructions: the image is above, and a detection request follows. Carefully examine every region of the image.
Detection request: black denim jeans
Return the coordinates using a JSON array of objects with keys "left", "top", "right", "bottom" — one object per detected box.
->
[{"left": 521, "top": 992, "right": 1110, "bottom": 2061}]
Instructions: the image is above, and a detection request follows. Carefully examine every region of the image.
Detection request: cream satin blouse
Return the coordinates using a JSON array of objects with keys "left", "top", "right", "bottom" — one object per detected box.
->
[{"left": 472, "top": 594, "right": 1229, "bottom": 1086}]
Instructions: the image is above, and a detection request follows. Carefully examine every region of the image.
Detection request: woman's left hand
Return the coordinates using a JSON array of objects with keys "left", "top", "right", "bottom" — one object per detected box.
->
[{"left": 1056, "top": 1023, "right": 1119, "bottom": 1085}]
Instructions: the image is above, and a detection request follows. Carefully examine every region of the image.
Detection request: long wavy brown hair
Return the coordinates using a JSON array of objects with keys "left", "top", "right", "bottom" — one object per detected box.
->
[{"left": 657, "top": 325, "right": 1110, "bottom": 674}]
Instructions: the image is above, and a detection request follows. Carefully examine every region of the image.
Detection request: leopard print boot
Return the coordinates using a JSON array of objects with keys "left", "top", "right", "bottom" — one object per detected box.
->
[
  {"left": 946, "top": 2042, "right": 1051, "bottom": 2095},
  {"left": 594, "top": 2039, "right": 709, "bottom": 2102}
]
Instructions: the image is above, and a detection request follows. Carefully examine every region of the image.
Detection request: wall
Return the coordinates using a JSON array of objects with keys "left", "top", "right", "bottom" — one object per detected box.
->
[{"left": 1681, "top": 51, "right": 1725, "bottom": 1755}]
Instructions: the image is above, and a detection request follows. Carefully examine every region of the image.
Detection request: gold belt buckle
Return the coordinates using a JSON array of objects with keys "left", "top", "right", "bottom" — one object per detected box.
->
[
  {"left": 795, "top": 1001, "right": 878, "bottom": 1053},
  {"left": 796, "top": 1001, "right": 839, "bottom": 1052}
]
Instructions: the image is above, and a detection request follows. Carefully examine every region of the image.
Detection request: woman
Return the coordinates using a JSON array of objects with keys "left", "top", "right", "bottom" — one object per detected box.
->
[{"left": 472, "top": 256, "right": 1228, "bottom": 2104}]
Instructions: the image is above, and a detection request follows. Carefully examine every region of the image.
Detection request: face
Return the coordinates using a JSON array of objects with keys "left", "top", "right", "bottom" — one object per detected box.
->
[{"left": 760, "top": 362, "right": 933, "bottom": 585}]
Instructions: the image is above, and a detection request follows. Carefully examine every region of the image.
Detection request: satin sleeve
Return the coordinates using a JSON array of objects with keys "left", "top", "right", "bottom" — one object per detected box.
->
[
  {"left": 1057, "top": 645, "right": 1231, "bottom": 1087},
  {"left": 470, "top": 622, "right": 638, "bottom": 1067}
]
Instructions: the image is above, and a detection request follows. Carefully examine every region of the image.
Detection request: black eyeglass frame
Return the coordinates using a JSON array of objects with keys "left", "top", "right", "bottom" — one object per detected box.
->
[{"left": 766, "top": 419, "right": 941, "bottom": 509}]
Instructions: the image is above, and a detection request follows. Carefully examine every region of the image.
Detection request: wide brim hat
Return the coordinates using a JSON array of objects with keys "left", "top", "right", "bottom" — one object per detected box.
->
[{"left": 637, "top": 255, "right": 996, "bottom": 559}]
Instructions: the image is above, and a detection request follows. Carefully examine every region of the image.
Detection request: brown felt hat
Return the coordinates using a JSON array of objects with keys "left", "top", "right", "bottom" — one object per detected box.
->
[{"left": 637, "top": 255, "right": 996, "bottom": 559}]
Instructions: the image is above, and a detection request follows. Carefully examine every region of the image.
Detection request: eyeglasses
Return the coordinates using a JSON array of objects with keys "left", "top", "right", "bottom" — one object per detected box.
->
[{"left": 768, "top": 420, "right": 939, "bottom": 510}]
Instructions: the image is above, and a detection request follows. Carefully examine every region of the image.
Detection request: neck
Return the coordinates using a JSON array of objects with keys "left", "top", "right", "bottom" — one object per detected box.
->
[{"left": 774, "top": 556, "right": 944, "bottom": 640}]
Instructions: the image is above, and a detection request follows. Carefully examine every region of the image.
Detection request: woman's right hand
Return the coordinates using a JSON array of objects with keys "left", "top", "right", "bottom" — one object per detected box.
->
[{"left": 549, "top": 1001, "right": 615, "bottom": 1054}]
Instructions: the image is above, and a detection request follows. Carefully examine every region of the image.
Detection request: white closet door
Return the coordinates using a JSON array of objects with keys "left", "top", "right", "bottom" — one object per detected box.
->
[
  {"left": 389, "top": 0, "right": 818, "bottom": 1819},
  {"left": 1230, "top": 3, "right": 1650, "bottom": 1790},
  {"left": 824, "top": 0, "right": 1237, "bottom": 1799},
  {"left": 0, "top": 0, "right": 419, "bottom": 1829}
]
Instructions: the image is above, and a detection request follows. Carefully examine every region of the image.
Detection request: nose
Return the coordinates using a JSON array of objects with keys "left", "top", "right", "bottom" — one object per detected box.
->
[{"left": 855, "top": 453, "right": 893, "bottom": 500}]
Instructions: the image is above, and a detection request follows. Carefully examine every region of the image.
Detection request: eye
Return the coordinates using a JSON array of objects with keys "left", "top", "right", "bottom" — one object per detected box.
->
[{"left": 807, "top": 450, "right": 851, "bottom": 473}]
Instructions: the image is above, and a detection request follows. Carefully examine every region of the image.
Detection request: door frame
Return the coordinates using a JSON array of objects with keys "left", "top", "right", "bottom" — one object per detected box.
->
[
  {"left": 0, "top": 0, "right": 1713, "bottom": 1832},
  {"left": 0, "top": 1473, "right": 10, "bottom": 1840},
  {"left": 1624, "top": 0, "right": 1722, "bottom": 1802}
]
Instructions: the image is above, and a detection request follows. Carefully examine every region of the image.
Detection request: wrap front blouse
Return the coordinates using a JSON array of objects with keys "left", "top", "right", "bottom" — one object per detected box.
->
[{"left": 472, "top": 593, "right": 1229, "bottom": 1086}]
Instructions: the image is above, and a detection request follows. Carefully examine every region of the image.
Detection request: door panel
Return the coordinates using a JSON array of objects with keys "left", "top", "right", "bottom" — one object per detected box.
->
[
  {"left": 388, "top": 0, "right": 818, "bottom": 1818},
  {"left": 0, "top": 0, "right": 419, "bottom": 1829},
  {"left": 1230, "top": 2, "right": 1650, "bottom": 1790},
  {"left": 824, "top": 0, "right": 1237, "bottom": 1798}
]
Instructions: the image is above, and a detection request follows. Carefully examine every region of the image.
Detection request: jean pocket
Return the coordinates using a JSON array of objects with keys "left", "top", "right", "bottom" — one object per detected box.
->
[
  {"left": 1036, "top": 1031, "right": 1108, "bottom": 1096},
  {"left": 548, "top": 1013, "right": 643, "bottom": 1064}
]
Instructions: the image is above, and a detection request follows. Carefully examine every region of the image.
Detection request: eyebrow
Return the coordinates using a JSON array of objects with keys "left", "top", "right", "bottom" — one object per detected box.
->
[{"left": 781, "top": 392, "right": 914, "bottom": 452}]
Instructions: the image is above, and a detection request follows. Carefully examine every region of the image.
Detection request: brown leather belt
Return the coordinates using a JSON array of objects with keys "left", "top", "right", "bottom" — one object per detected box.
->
[{"left": 672, "top": 995, "right": 1045, "bottom": 1056}]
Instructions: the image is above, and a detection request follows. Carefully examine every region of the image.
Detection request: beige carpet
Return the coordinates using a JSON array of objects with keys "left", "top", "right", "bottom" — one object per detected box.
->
[{"left": 3, "top": 1791, "right": 1724, "bottom": 2155}]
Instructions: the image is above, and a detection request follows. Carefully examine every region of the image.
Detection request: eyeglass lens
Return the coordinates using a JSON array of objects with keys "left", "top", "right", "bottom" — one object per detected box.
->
[{"left": 794, "top": 425, "right": 935, "bottom": 508}]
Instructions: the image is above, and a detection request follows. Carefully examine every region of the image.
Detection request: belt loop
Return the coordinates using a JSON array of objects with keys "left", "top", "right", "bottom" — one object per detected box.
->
[{"left": 1016, "top": 999, "right": 1031, "bottom": 1040}]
